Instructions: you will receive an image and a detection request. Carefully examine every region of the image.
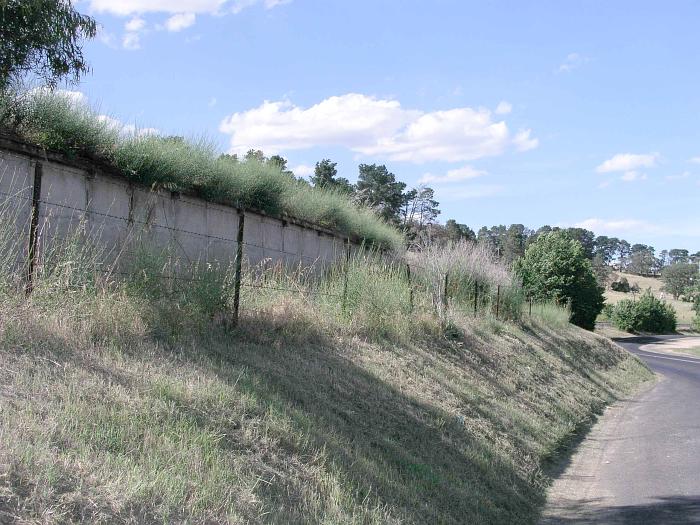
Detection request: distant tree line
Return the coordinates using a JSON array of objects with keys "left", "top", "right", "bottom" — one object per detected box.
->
[{"left": 224, "top": 151, "right": 700, "bottom": 288}]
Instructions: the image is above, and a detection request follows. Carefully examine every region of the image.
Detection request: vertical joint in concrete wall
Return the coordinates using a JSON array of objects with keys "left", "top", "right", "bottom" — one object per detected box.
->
[
  {"left": 25, "top": 161, "right": 43, "bottom": 295},
  {"left": 232, "top": 210, "right": 245, "bottom": 327},
  {"left": 127, "top": 185, "right": 135, "bottom": 225}
]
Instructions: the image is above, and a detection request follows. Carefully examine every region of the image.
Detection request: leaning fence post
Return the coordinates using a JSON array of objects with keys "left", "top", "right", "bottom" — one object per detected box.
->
[
  {"left": 473, "top": 280, "right": 478, "bottom": 316},
  {"left": 406, "top": 262, "right": 414, "bottom": 312},
  {"left": 232, "top": 210, "right": 245, "bottom": 327},
  {"left": 25, "top": 161, "right": 43, "bottom": 295},
  {"left": 496, "top": 284, "right": 500, "bottom": 319}
]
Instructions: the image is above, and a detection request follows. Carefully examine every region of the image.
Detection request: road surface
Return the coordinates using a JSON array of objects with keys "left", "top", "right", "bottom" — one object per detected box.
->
[{"left": 540, "top": 335, "right": 700, "bottom": 524}]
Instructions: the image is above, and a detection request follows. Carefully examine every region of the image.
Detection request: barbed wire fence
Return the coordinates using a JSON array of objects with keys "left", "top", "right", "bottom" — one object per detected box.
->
[{"left": 1, "top": 163, "right": 540, "bottom": 327}]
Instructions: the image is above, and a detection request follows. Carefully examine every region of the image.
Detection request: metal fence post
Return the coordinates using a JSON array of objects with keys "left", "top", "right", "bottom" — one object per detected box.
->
[
  {"left": 232, "top": 210, "right": 245, "bottom": 327},
  {"left": 529, "top": 296, "right": 533, "bottom": 316},
  {"left": 473, "top": 280, "right": 478, "bottom": 316},
  {"left": 496, "top": 284, "right": 500, "bottom": 319},
  {"left": 25, "top": 161, "right": 43, "bottom": 295},
  {"left": 342, "top": 239, "right": 350, "bottom": 313},
  {"left": 442, "top": 271, "right": 449, "bottom": 313},
  {"left": 406, "top": 262, "right": 413, "bottom": 312}
]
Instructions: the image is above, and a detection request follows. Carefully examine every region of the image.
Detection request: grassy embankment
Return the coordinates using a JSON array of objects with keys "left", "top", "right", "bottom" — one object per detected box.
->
[
  {"left": 0, "top": 89, "right": 652, "bottom": 523},
  {"left": 603, "top": 270, "right": 695, "bottom": 325},
  {"left": 0, "top": 235, "right": 652, "bottom": 524}
]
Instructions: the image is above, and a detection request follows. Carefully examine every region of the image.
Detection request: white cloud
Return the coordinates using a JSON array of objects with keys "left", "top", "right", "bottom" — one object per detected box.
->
[
  {"left": 689, "top": 157, "right": 700, "bottom": 164},
  {"left": 574, "top": 218, "right": 660, "bottom": 236},
  {"left": 291, "top": 164, "right": 314, "bottom": 177},
  {"left": 495, "top": 101, "right": 512, "bottom": 115},
  {"left": 122, "top": 32, "right": 141, "bottom": 50},
  {"left": 96, "top": 115, "right": 159, "bottom": 137},
  {"left": 165, "top": 13, "right": 196, "bottom": 31},
  {"left": 596, "top": 153, "right": 658, "bottom": 173},
  {"left": 219, "top": 93, "right": 537, "bottom": 163},
  {"left": 558, "top": 52, "right": 589, "bottom": 73},
  {"left": 88, "top": 0, "right": 287, "bottom": 16},
  {"left": 513, "top": 128, "right": 538, "bottom": 152},
  {"left": 418, "top": 165, "right": 485, "bottom": 184},
  {"left": 620, "top": 170, "right": 647, "bottom": 182},
  {"left": 124, "top": 16, "right": 146, "bottom": 32}
]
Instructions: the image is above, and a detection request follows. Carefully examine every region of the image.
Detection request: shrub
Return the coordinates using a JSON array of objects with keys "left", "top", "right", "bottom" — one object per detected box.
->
[
  {"left": 611, "top": 277, "right": 630, "bottom": 293},
  {"left": 516, "top": 231, "right": 604, "bottom": 330},
  {"left": 609, "top": 290, "right": 677, "bottom": 333}
]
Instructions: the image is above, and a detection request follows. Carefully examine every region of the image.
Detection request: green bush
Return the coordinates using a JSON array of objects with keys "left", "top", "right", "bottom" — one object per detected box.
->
[
  {"left": 610, "top": 277, "right": 630, "bottom": 292},
  {"left": 609, "top": 290, "right": 677, "bottom": 333},
  {"left": 516, "top": 231, "right": 604, "bottom": 330}
]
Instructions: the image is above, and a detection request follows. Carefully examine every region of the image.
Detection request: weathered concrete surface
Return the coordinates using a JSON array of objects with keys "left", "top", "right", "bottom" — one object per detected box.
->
[
  {"left": 0, "top": 148, "right": 352, "bottom": 275},
  {"left": 0, "top": 151, "right": 33, "bottom": 270}
]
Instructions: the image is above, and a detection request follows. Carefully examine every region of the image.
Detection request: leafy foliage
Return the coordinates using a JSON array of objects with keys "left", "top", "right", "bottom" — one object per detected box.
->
[
  {"left": 0, "top": 0, "right": 96, "bottom": 90},
  {"left": 609, "top": 290, "right": 677, "bottom": 333},
  {"left": 355, "top": 163, "right": 407, "bottom": 224},
  {"left": 516, "top": 231, "right": 604, "bottom": 330},
  {"left": 661, "top": 262, "right": 699, "bottom": 299}
]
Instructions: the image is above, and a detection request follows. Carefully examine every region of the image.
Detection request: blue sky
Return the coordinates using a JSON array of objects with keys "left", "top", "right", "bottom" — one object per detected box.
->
[{"left": 73, "top": 0, "right": 700, "bottom": 251}]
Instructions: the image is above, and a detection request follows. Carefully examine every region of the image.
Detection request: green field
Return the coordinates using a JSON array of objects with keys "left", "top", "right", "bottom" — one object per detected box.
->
[{"left": 604, "top": 271, "right": 696, "bottom": 325}]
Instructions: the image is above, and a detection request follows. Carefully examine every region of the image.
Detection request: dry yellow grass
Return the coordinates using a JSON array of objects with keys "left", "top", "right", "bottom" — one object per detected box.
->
[
  {"left": 0, "top": 284, "right": 652, "bottom": 524},
  {"left": 605, "top": 271, "right": 696, "bottom": 324}
]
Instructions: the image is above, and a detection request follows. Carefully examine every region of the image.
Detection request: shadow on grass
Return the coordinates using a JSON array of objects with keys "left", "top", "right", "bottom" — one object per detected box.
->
[{"left": 0, "top": 305, "right": 643, "bottom": 524}]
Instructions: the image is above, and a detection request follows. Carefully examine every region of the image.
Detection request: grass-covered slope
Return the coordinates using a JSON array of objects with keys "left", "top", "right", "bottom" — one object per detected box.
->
[
  {"left": 0, "top": 287, "right": 651, "bottom": 523},
  {"left": 0, "top": 90, "right": 403, "bottom": 250}
]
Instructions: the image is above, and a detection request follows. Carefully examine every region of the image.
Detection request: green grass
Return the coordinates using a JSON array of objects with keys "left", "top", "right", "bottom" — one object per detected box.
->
[
  {"left": 0, "top": 222, "right": 653, "bottom": 524},
  {"left": 0, "top": 89, "right": 403, "bottom": 250}
]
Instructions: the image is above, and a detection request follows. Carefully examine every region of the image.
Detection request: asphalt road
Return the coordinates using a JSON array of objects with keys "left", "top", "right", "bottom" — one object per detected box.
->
[{"left": 540, "top": 335, "right": 700, "bottom": 525}]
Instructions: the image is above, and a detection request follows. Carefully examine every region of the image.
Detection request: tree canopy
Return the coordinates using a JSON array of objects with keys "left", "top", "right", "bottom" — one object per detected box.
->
[
  {"left": 0, "top": 0, "right": 96, "bottom": 90},
  {"left": 516, "top": 231, "right": 604, "bottom": 330}
]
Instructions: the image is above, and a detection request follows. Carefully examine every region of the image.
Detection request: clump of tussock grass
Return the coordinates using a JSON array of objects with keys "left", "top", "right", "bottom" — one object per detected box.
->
[
  {"left": 0, "top": 89, "right": 403, "bottom": 250},
  {"left": 408, "top": 240, "right": 524, "bottom": 321},
  {"left": 529, "top": 302, "right": 572, "bottom": 328}
]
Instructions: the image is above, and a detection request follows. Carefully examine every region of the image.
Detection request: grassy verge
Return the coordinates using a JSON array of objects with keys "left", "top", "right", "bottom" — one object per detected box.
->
[
  {"left": 0, "top": 89, "right": 403, "bottom": 250},
  {"left": 0, "top": 250, "right": 652, "bottom": 524}
]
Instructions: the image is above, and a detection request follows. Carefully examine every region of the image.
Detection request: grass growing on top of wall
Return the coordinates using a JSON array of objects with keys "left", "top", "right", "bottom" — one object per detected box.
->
[{"left": 0, "top": 89, "right": 404, "bottom": 250}]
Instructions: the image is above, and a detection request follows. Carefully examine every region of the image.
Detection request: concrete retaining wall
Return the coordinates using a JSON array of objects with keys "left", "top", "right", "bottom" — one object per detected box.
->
[{"left": 0, "top": 145, "right": 353, "bottom": 275}]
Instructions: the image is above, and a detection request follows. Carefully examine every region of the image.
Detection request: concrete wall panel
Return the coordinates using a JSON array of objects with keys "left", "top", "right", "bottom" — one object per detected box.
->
[
  {"left": 263, "top": 218, "right": 283, "bottom": 252},
  {"left": 2, "top": 148, "right": 360, "bottom": 278},
  {"left": 0, "top": 152, "right": 34, "bottom": 269}
]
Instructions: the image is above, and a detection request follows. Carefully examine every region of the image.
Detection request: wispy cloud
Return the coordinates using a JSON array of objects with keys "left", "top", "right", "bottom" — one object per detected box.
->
[
  {"left": 418, "top": 165, "right": 485, "bottom": 184},
  {"left": 558, "top": 52, "right": 589, "bottom": 73},
  {"left": 164, "top": 13, "right": 196, "bottom": 31},
  {"left": 495, "top": 101, "right": 512, "bottom": 115},
  {"left": 596, "top": 153, "right": 658, "bottom": 173},
  {"left": 574, "top": 218, "right": 661, "bottom": 235}
]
